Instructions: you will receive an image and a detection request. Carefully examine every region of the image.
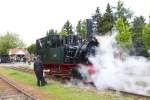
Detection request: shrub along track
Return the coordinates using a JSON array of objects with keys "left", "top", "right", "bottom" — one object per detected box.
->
[
  {"left": 0, "top": 74, "right": 37, "bottom": 100},
  {"left": 4, "top": 66, "right": 150, "bottom": 100}
]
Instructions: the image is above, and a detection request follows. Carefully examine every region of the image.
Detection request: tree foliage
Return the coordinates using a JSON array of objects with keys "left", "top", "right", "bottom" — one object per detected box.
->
[
  {"left": 114, "top": 0, "right": 133, "bottom": 23},
  {"left": 101, "top": 3, "right": 114, "bottom": 34},
  {"left": 59, "top": 27, "right": 68, "bottom": 36},
  {"left": 92, "top": 7, "right": 103, "bottom": 35},
  {"left": 92, "top": 4, "right": 114, "bottom": 35},
  {"left": 0, "top": 32, "right": 25, "bottom": 54},
  {"left": 46, "top": 29, "right": 57, "bottom": 36},
  {"left": 27, "top": 43, "right": 37, "bottom": 54},
  {"left": 59, "top": 20, "right": 73, "bottom": 36},
  {"left": 115, "top": 18, "right": 132, "bottom": 49},
  {"left": 76, "top": 20, "right": 86, "bottom": 38},
  {"left": 63, "top": 20, "right": 73, "bottom": 35},
  {"left": 131, "top": 16, "right": 145, "bottom": 55},
  {"left": 142, "top": 23, "right": 150, "bottom": 54}
]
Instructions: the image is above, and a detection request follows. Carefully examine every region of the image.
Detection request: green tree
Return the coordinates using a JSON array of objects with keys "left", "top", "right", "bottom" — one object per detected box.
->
[
  {"left": 59, "top": 27, "right": 68, "bottom": 36},
  {"left": 131, "top": 16, "right": 145, "bottom": 55},
  {"left": 76, "top": 20, "right": 86, "bottom": 38},
  {"left": 114, "top": 0, "right": 133, "bottom": 23},
  {"left": 142, "top": 22, "right": 150, "bottom": 56},
  {"left": 27, "top": 44, "right": 37, "bottom": 54},
  {"left": 101, "top": 3, "right": 114, "bottom": 34},
  {"left": 149, "top": 15, "right": 150, "bottom": 23},
  {"left": 0, "top": 32, "right": 25, "bottom": 54},
  {"left": 63, "top": 20, "right": 73, "bottom": 35},
  {"left": 115, "top": 18, "right": 132, "bottom": 50},
  {"left": 46, "top": 29, "right": 57, "bottom": 36},
  {"left": 92, "top": 7, "right": 103, "bottom": 35}
]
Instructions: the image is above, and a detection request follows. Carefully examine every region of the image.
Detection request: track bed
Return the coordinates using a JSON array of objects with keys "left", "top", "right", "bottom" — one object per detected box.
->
[{"left": 0, "top": 75, "right": 36, "bottom": 100}]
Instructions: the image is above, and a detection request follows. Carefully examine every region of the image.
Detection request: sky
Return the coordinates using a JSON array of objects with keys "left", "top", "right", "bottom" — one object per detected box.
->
[{"left": 0, "top": 0, "right": 150, "bottom": 46}]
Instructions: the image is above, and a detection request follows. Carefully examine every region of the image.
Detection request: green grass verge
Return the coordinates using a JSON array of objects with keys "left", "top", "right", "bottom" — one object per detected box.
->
[{"left": 0, "top": 67, "right": 134, "bottom": 100}]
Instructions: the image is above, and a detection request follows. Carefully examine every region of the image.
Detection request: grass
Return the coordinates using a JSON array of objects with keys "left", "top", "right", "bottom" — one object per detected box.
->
[{"left": 0, "top": 67, "right": 134, "bottom": 100}]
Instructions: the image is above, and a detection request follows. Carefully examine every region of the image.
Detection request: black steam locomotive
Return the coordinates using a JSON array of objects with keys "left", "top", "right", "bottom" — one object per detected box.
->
[{"left": 36, "top": 19, "right": 98, "bottom": 80}]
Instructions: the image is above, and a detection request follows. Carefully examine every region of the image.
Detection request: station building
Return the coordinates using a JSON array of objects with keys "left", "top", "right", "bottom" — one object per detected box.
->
[{"left": 9, "top": 48, "right": 28, "bottom": 62}]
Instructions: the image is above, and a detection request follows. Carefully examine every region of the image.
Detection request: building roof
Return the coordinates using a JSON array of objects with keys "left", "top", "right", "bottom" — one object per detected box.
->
[{"left": 9, "top": 48, "right": 27, "bottom": 55}]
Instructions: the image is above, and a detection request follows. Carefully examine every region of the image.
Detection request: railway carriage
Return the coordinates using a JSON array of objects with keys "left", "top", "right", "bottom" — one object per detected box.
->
[{"left": 0, "top": 54, "right": 10, "bottom": 63}]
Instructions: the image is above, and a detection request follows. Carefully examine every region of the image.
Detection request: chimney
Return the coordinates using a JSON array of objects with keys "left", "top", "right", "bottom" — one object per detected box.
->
[{"left": 86, "top": 19, "right": 93, "bottom": 40}]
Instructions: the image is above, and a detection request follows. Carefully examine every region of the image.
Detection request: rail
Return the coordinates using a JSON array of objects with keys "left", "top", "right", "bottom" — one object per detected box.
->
[
  {"left": 108, "top": 88, "right": 150, "bottom": 99},
  {"left": 5, "top": 66, "right": 34, "bottom": 74},
  {"left": 0, "top": 74, "right": 37, "bottom": 100}
]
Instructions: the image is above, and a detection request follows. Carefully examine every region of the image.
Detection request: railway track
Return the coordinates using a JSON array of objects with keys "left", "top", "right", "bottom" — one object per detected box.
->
[
  {"left": 0, "top": 74, "right": 37, "bottom": 100},
  {"left": 108, "top": 88, "right": 150, "bottom": 100},
  {"left": 4, "top": 66, "right": 150, "bottom": 99},
  {"left": 5, "top": 66, "right": 34, "bottom": 74}
]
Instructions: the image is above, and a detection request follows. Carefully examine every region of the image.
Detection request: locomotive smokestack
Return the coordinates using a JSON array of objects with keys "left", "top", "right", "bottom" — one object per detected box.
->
[{"left": 86, "top": 19, "right": 93, "bottom": 40}]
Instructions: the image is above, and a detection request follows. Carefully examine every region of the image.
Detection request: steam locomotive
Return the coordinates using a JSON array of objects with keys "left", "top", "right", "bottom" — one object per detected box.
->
[{"left": 36, "top": 19, "right": 98, "bottom": 81}]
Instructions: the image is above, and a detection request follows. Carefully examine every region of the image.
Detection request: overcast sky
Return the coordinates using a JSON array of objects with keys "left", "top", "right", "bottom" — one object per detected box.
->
[{"left": 0, "top": 0, "right": 150, "bottom": 46}]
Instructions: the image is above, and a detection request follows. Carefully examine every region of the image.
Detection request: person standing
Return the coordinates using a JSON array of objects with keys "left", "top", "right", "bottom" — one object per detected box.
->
[{"left": 34, "top": 56, "right": 47, "bottom": 86}]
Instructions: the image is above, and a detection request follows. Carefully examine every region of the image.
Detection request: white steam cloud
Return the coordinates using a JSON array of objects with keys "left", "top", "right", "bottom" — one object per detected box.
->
[{"left": 86, "top": 32, "right": 150, "bottom": 96}]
